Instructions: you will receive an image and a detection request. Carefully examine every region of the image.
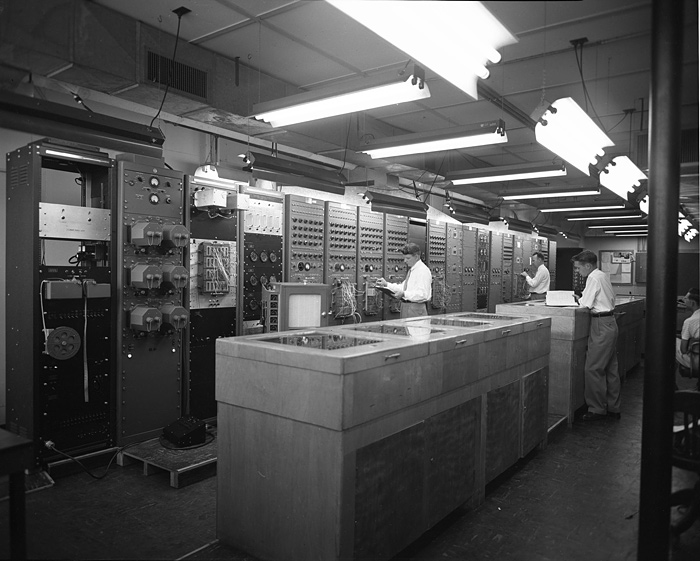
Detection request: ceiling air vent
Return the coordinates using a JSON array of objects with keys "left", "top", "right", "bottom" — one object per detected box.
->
[
  {"left": 637, "top": 128, "right": 699, "bottom": 169},
  {"left": 146, "top": 50, "right": 208, "bottom": 100}
]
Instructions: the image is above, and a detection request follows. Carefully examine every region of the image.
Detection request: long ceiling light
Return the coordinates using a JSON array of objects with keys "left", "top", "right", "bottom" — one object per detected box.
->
[
  {"left": 567, "top": 213, "right": 644, "bottom": 221},
  {"left": 360, "top": 119, "right": 507, "bottom": 159},
  {"left": 447, "top": 161, "right": 567, "bottom": 186},
  {"left": 253, "top": 69, "right": 431, "bottom": 127},
  {"left": 362, "top": 190, "right": 428, "bottom": 219},
  {"left": 541, "top": 204, "right": 625, "bottom": 213},
  {"left": 588, "top": 224, "right": 648, "bottom": 229},
  {"left": 605, "top": 229, "right": 648, "bottom": 234},
  {"left": 502, "top": 188, "right": 599, "bottom": 201},
  {"left": 327, "top": 1, "right": 517, "bottom": 100},
  {"left": 243, "top": 152, "right": 347, "bottom": 195},
  {"left": 599, "top": 156, "right": 647, "bottom": 200},
  {"left": 535, "top": 97, "right": 615, "bottom": 175}
]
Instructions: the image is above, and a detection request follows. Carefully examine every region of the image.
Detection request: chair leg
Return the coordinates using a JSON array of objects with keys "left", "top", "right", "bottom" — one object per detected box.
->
[{"left": 671, "top": 480, "right": 700, "bottom": 536}]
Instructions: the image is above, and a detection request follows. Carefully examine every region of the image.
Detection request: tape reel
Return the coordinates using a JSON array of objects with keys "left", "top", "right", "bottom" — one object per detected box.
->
[{"left": 45, "top": 326, "right": 81, "bottom": 360}]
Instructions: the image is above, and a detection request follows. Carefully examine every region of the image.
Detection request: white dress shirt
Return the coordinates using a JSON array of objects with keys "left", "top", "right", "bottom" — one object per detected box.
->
[
  {"left": 386, "top": 259, "right": 432, "bottom": 303},
  {"left": 524, "top": 263, "right": 551, "bottom": 294},
  {"left": 578, "top": 268, "right": 616, "bottom": 313}
]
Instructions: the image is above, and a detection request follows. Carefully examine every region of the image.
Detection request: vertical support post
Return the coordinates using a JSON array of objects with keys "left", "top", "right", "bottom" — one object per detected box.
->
[{"left": 637, "top": 0, "right": 684, "bottom": 559}]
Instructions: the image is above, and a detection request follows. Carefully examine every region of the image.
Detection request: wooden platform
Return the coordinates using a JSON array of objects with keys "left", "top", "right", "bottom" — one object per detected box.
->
[{"left": 117, "top": 434, "right": 217, "bottom": 489}]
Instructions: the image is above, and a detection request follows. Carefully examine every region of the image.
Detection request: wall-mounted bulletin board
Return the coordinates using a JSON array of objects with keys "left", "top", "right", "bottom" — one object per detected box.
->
[{"left": 599, "top": 250, "right": 634, "bottom": 284}]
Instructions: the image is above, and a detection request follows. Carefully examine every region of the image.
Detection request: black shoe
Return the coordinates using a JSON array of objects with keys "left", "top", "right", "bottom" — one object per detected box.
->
[
  {"left": 607, "top": 411, "right": 621, "bottom": 420},
  {"left": 581, "top": 412, "right": 607, "bottom": 421}
]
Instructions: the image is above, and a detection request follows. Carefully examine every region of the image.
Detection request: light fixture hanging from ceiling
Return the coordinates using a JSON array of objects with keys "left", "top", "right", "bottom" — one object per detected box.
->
[
  {"left": 242, "top": 151, "right": 347, "bottom": 195},
  {"left": 567, "top": 212, "right": 644, "bottom": 221},
  {"left": 362, "top": 190, "right": 429, "bottom": 219},
  {"left": 501, "top": 188, "right": 600, "bottom": 201},
  {"left": 327, "top": 1, "right": 517, "bottom": 100},
  {"left": 448, "top": 200, "right": 491, "bottom": 225},
  {"left": 360, "top": 119, "right": 507, "bottom": 159},
  {"left": 531, "top": 223, "right": 560, "bottom": 237},
  {"left": 252, "top": 67, "right": 430, "bottom": 127},
  {"left": 498, "top": 216, "right": 533, "bottom": 234},
  {"left": 598, "top": 156, "right": 647, "bottom": 200},
  {"left": 447, "top": 160, "right": 567, "bottom": 186},
  {"left": 535, "top": 97, "right": 615, "bottom": 175},
  {"left": 541, "top": 204, "right": 626, "bottom": 213}
]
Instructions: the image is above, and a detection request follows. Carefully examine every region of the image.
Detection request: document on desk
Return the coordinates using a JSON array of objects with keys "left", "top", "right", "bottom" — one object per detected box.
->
[{"left": 545, "top": 290, "right": 578, "bottom": 307}]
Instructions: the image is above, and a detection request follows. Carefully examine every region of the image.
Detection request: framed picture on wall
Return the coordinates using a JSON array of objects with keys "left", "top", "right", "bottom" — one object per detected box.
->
[{"left": 599, "top": 250, "right": 634, "bottom": 284}]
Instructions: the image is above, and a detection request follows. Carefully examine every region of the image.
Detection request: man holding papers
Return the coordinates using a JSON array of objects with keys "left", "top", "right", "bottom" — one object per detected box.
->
[
  {"left": 521, "top": 251, "right": 550, "bottom": 300},
  {"left": 377, "top": 243, "right": 432, "bottom": 319}
]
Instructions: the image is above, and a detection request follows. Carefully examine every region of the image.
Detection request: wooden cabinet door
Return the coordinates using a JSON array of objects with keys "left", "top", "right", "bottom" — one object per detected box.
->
[
  {"left": 485, "top": 380, "right": 521, "bottom": 483},
  {"left": 521, "top": 368, "right": 548, "bottom": 456}
]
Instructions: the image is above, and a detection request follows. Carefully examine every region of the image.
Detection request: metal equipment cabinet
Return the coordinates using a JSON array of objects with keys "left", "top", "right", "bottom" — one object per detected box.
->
[{"left": 215, "top": 312, "right": 551, "bottom": 561}]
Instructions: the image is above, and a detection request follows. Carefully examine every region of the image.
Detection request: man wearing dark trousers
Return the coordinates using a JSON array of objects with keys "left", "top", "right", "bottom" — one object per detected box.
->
[
  {"left": 377, "top": 243, "right": 432, "bottom": 319},
  {"left": 521, "top": 251, "right": 550, "bottom": 300},
  {"left": 572, "top": 250, "right": 621, "bottom": 421}
]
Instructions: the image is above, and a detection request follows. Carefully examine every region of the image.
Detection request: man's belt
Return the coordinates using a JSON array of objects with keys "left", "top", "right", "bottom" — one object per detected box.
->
[{"left": 591, "top": 311, "right": 614, "bottom": 317}]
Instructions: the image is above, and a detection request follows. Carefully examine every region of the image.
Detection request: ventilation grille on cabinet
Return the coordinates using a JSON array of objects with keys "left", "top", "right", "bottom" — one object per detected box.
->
[{"left": 146, "top": 51, "right": 208, "bottom": 100}]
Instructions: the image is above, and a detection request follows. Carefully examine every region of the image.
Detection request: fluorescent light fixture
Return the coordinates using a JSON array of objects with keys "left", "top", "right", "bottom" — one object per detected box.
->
[
  {"left": 560, "top": 231, "right": 582, "bottom": 242},
  {"left": 361, "top": 119, "right": 507, "bottom": 159},
  {"left": 500, "top": 216, "right": 533, "bottom": 234},
  {"left": 599, "top": 156, "right": 647, "bottom": 200},
  {"left": 447, "top": 161, "right": 566, "bottom": 186},
  {"left": 328, "top": 1, "right": 517, "bottom": 99},
  {"left": 541, "top": 205, "right": 625, "bottom": 213},
  {"left": 532, "top": 224, "right": 560, "bottom": 236},
  {"left": 535, "top": 97, "right": 615, "bottom": 175},
  {"left": 567, "top": 214, "right": 644, "bottom": 221},
  {"left": 363, "top": 190, "right": 428, "bottom": 219},
  {"left": 679, "top": 217, "right": 693, "bottom": 235},
  {"left": 502, "top": 188, "right": 599, "bottom": 201},
  {"left": 243, "top": 152, "right": 347, "bottom": 195},
  {"left": 44, "top": 148, "right": 111, "bottom": 164},
  {"left": 253, "top": 70, "right": 430, "bottom": 127},
  {"left": 616, "top": 233, "right": 648, "bottom": 237},
  {"left": 588, "top": 224, "right": 648, "bottom": 229},
  {"left": 639, "top": 195, "right": 649, "bottom": 214},
  {"left": 449, "top": 201, "right": 491, "bottom": 225},
  {"left": 604, "top": 230, "right": 648, "bottom": 234}
]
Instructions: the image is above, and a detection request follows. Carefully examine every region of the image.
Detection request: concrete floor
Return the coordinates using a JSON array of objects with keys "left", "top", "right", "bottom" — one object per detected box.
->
[{"left": 1, "top": 363, "right": 699, "bottom": 561}]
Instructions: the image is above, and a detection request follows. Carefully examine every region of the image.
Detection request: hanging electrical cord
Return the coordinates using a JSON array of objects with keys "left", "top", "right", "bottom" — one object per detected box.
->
[
  {"left": 149, "top": 7, "right": 190, "bottom": 129},
  {"left": 572, "top": 40, "right": 607, "bottom": 132}
]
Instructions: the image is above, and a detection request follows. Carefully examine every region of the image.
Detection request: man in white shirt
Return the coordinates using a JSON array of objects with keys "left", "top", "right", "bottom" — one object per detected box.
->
[
  {"left": 377, "top": 243, "right": 432, "bottom": 318},
  {"left": 676, "top": 287, "right": 700, "bottom": 370},
  {"left": 521, "top": 251, "right": 551, "bottom": 300},
  {"left": 572, "top": 250, "right": 620, "bottom": 421}
]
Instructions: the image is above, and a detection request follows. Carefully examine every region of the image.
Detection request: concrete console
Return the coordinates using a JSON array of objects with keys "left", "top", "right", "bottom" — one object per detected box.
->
[{"left": 216, "top": 312, "right": 551, "bottom": 561}]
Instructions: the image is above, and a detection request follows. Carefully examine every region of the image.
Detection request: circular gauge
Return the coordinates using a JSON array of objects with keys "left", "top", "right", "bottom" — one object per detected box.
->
[
  {"left": 149, "top": 176, "right": 160, "bottom": 188},
  {"left": 269, "top": 252, "right": 277, "bottom": 262},
  {"left": 249, "top": 275, "right": 258, "bottom": 286},
  {"left": 298, "top": 262, "right": 306, "bottom": 271},
  {"left": 249, "top": 251, "right": 258, "bottom": 262},
  {"left": 259, "top": 250, "right": 269, "bottom": 263},
  {"left": 149, "top": 193, "right": 160, "bottom": 205},
  {"left": 260, "top": 275, "right": 268, "bottom": 286}
]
